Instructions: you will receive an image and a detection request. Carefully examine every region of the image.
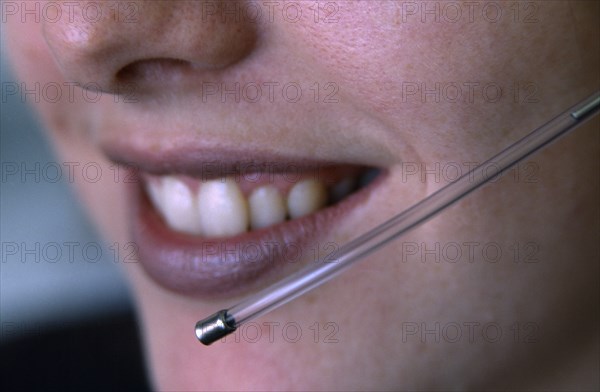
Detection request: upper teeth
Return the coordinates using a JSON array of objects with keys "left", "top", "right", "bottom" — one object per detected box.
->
[
  {"left": 248, "top": 185, "right": 286, "bottom": 230},
  {"left": 197, "top": 178, "right": 249, "bottom": 237},
  {"left": 146, "top": 176, "right": 340, "bottom": 237},
  {"left": 286, "top": 179, "right": 328, "bottom": 219}
]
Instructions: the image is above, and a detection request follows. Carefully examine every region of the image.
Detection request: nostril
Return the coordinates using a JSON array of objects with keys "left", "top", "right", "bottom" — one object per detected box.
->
[{"left": 115, "top": 58, "right": 194, "bottom": 87}]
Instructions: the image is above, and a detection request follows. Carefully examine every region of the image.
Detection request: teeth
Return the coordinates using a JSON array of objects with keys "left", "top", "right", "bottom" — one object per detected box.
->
[
  {"left": 146, "top": 169, "right": 377, "bottom": 237},
  {"left": 146, "top": 179, "right": 164, "bottom": 209},
  {"left": 157, "top": 177, "right": 203, "bottom": 235},
  {"left": 287, "top": 179, "right": 328, "bottom": 219},
  {"left": 197, "top": 178, "right": 249, "bottom": 237},
  {"left": 249, "top": 186, "right": 286, "bottom": 230}
]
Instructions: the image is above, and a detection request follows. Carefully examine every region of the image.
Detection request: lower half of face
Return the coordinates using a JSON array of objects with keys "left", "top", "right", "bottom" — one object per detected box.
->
[{"left": 5, "top": 1, "right": 599, "bottom": 389}]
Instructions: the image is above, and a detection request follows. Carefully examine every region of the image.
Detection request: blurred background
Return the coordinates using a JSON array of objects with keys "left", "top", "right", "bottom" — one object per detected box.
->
[{"left": 1, "top": 33, "right": 149, "bottom": 390}]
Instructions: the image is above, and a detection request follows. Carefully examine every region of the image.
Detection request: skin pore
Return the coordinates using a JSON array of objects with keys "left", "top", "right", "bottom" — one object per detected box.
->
[{"left": 4, "top": 1, "right": 598, "bottom": 390}]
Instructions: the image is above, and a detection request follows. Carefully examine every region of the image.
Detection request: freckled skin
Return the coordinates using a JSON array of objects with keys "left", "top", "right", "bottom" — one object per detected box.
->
[{"left": 4, "top": 1, "right": 598, "bottom": 390}]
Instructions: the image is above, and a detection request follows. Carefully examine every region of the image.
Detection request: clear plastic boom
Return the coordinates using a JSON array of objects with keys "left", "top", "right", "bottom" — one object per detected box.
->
[{"left": 196, "top": 92, "right": 600, "bottom": 345}]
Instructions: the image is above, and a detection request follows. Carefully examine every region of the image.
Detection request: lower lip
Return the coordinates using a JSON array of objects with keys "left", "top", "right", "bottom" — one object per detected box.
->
[{"left": 130, "top": 170, "right": 387, "bottom": 299}]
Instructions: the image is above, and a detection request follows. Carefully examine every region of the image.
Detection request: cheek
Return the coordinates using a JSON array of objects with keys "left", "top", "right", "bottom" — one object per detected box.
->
[
  {"left": 280, "top": 5, "right": 467, "bottom": 158},
  {"left": 5, "top": 16, "right": 131, "bottom": 244},
  {"left": 5, "top": 15, "right": 96, "bottom": 154},
  {"left": 287, "top": 1, "right": 585, "bottom": 163}
]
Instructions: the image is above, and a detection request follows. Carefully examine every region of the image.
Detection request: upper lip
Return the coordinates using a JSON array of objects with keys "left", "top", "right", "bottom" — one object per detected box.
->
[
  {"left": 103, "top": 142, "right": 386, "bottom": 299},
  {"left": 103, "top": 141, "right": 345, "bottom": 178}
]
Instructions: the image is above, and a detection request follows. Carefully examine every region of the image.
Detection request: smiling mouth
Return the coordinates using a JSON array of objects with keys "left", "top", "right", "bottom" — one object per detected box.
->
[
  {"left": 143, "top": 165, "right": 380, "bottom": 237},
  {"left": 107, "top": 146, "right": 386, "bottom": 298}
]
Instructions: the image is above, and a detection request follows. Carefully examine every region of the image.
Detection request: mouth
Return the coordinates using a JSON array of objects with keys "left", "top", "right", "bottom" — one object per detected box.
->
[{"left": 107, "top": 147, "right": 387, "bottom": 298}]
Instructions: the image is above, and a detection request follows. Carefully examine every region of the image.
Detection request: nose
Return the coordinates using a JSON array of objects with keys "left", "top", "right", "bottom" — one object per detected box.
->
[{"left": 42, "top": 1, "right": 258, "bottom": 93}]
